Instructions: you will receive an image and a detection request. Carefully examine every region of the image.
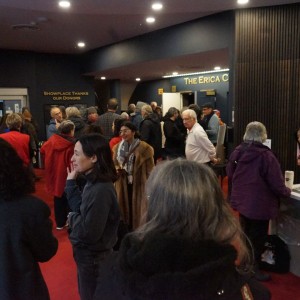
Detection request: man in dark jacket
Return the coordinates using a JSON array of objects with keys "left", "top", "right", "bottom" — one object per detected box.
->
[
  {"left": 95, "top": 98, "right": 121, "bottom": 141},
  {"left": 140, "top": 104, "right": 162, "bottom": 162}
]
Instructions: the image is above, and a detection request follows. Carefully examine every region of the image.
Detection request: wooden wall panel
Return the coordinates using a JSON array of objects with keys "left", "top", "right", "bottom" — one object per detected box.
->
[{"left": 234, "top": 4, "right": 300, "bottom": 180}]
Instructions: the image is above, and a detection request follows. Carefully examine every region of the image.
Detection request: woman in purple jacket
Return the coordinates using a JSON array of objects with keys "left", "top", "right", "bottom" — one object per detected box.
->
[{"left": 227, "top": 121, "right": 291, "bottom": 281}]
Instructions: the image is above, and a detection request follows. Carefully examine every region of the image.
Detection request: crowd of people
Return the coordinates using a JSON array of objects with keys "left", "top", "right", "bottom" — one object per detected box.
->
[{"left": 0, "top": 98, "right": 291, "bottom": 300}]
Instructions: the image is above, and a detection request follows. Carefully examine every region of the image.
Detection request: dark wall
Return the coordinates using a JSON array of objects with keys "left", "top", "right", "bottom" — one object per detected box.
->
[
  {"left": 94, "top": 79, "right": 121, "bottom": 114},
  {"left": 82, "top": 12, "right": 234, "bottom": 74},
  {"left": 234, "top": 4, "right": 300, "bottom": 179},
  {"left": 0, "top": 50, "right": 95, "bottom": 140},
  {"left": 129, "top": 79, "right": 171, "bottom": 106}
]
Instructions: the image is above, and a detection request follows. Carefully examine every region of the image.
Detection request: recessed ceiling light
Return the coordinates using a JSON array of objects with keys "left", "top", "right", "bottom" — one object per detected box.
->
[
  {"left": 214, "top": 66, "right": 221, "bottom": 70},
  {"left": 172, "top": 72, "right": 178, "bottom": 75},
  {"left": 77, "top": 42, "right": 85, "bottom": 48},
  {"left": 237, "top": 0, "right": 249, "bottom": 4},
  {"left": 136, "top": 78, "right": 141, "bottom": 81},
  {"left": 59, "top": 1, "right": 71, "bottom": 8},
  {"left": 152, "top": 3, "right": 163, "bottom": 10},
  {"left": 146, "top": 17, "right": 155, "bottom": 23},
  {"left": 101, "top": 76, "right": 106, "bottom": 80}
]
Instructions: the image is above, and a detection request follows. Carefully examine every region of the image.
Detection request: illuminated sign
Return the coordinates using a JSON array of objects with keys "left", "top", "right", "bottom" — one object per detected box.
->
[{"left": 183, "top": 73, "right": 229, "bottom": 85}]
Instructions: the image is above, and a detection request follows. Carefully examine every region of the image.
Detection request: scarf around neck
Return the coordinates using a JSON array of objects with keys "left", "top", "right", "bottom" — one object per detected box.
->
[{"left": 117, "top": 138, "right": 140, "bottom": 184}]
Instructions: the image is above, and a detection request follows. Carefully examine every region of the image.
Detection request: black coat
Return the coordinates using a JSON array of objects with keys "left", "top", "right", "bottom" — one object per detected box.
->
[
  {"left": 0, "top": 195, "right": 58, "bottom": 300},
  {"left": 140, "top": 114, "right": 162, "bottom": 161},
  {"left": 94, "top": 233, "right": 270, "bottom": 300},
  {"left": 163, "top": 118, "right": 185, "bottom": 157}
]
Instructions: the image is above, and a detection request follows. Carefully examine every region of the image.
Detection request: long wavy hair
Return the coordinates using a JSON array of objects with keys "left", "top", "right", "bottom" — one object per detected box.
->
[
  {"left": 0, "top": 138, "right": 35, "bottom": 201},
  {"left": 78, "top": 133, "right": 117, "bottom": 183},
  {"left": 134, "top": 158, "right": 250, "bottom": 266}
]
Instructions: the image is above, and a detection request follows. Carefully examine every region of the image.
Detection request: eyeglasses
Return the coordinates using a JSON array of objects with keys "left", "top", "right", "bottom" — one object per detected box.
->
[{"left": 182, "top": 117, "right": 192, "bottom": 121}]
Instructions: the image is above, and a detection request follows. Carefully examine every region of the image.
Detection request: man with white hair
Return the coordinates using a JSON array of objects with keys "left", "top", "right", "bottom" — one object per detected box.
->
[{"left": 182, "top": 109, "right": 217, "bottom": 164}]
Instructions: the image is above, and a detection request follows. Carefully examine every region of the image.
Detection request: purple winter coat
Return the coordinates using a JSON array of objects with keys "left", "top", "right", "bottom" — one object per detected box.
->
[{"left": 227, "top": 142, "right": 291, "bottom": 220}]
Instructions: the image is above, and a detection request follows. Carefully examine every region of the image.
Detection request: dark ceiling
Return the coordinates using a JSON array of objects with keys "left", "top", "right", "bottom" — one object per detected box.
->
[{"left": 0, "top": 0, "right": 298, "bottom": 81}]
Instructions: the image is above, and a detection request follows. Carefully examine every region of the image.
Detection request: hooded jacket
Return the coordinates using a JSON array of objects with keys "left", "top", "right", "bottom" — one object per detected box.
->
[
  {"left": 227, "top": 142, "right": 290, "bottom": 219},
  {"left": 40, "top": 134, "right": 75, "bottom": 197},
  {"left": 0, "top": 130, "right": 30, "bottom": 166},
  {"left": 67, "top": 115, "right": 86, "bottom": 139},
  {"left": 93, "top": 233, "right": 270, "bottom": 300}
]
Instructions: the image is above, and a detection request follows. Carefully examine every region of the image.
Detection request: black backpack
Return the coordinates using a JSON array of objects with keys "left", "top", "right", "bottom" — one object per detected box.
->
[{"left": 259, "top": 235, "right": 290, "bottom": 273}]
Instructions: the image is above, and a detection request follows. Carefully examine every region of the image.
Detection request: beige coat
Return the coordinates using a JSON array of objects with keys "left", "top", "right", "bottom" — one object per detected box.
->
[{"left": 112, "top": 141, "right": 154, "bottom": 229}]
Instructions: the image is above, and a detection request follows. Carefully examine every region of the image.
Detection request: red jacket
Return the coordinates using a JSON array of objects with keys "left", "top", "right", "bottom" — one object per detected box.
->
[
  {"left": 0, "top": 131, "right": 30, "bottom": 166},
  {"left": 40, "top": 134, "right": 75, "bottom": 197}
]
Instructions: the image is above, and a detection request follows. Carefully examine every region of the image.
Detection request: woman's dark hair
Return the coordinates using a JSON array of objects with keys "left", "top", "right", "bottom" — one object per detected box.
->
[
  {"left": 0, "top": 138, "right": 35, "bottom": 200},
  {"left": 113, "top": 118, "right": 125, "bottom": 137},
  {"left": 83, "top": 123, "right": 103, "bottom": 135},
  {"left": 121, "top": 121, "right": 141, "bottom": 138},
  {"left": 78, "top": 133, "right": 117, "bottom": 182}
]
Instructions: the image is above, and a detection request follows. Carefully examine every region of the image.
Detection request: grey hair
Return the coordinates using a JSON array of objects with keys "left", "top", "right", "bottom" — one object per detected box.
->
[
  {"left": 134, "top": 158, "right": 249, "bottom": 265},
  {"left": 182, "top": 109, "right": 197, "bottom": 120},
  {"left": 65, "top": 106, "right": 81, "bottom": 118},
  {"left": 243, "top": 121, "right": 267, "bottom": 143},
  {"left": 141, "top": 104, "right": 153, "bottom": 116},
  {"left": 58, "top": 120, "right": 75, "bottom": 134},
  {"left": 167, "top": 107, "right": 178, "bottom": 117}
]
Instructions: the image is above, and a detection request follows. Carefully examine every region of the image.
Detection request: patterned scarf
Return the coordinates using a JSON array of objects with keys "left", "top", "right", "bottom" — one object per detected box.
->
[{"left": 117, "top": 138, "right": 140, "bottom": 184}]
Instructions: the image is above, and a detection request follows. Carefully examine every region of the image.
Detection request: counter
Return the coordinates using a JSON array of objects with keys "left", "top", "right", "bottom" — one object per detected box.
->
[{"left": 277, "top": 184, "right": 300, "bottom": 276}]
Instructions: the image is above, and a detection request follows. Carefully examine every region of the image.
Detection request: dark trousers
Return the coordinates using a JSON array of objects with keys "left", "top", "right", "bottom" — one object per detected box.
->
[
  {"left": 73, "top": 248, "right": 112, "bottom": 300},
  {"left": 54, "top": 193, "right": 69, "bottom": 227},
  {"left": 239, "top": 214, "right": 269, "bottom": 264}
]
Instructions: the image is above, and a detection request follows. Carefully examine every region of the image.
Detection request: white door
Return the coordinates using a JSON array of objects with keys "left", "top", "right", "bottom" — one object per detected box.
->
[{"left": 162, "top": 93, "right": 182, "bottom": 116}]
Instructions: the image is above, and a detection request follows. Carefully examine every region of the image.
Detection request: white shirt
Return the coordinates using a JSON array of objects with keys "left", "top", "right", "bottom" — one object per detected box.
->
[{"left": 185, "top": 122, "right": 216, "bottom": 163}]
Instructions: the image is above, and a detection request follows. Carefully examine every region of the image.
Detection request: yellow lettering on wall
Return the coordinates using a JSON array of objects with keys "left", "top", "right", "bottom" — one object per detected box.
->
[
  {"left": 184, "top": 78, "right": 198, "bottom": 84},
  {"left": 222, "top": 74, "right": 229, "bottom": 82},
  {"left": 43, "top": 91, "right": 89, "bottom": 100}
]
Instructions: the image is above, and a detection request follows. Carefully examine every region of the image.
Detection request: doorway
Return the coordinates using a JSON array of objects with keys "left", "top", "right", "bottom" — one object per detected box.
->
[{"left": 0, "top": 88, "right": 28, "bottom": 117}]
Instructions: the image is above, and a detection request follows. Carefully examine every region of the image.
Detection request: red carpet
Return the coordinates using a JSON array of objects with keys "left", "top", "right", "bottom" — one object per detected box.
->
[
  {"left": 34, "top": 169, "right": 300, "bottom": 300},
  {"left": 34, "top": 169, "right": 80, "bottom": 300}
]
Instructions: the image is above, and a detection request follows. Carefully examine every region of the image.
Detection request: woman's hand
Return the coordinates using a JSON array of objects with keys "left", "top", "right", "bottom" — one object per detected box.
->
[{"left": 67, "top": 163, "right": 78, "bottom": 180}]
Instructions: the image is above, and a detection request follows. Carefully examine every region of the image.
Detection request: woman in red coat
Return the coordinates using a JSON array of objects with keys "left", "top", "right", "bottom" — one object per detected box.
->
[
  {"left": 40, "top": 120, "right": 76, "bottom": 229},
  {"left": 0, "top": 113, "right": 30, "bottom": 166}
]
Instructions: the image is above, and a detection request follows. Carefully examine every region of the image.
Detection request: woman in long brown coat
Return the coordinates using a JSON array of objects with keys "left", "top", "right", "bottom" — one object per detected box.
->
[{"left": 112, "top": 121, "right": 154, "bottom": 230}]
